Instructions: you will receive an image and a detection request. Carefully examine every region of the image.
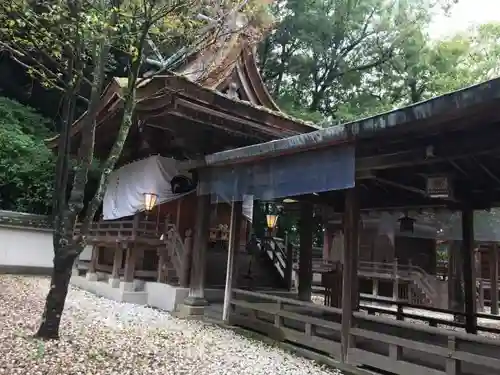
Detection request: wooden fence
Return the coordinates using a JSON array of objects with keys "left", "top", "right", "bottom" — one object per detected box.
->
[
  {"left": 358, "top": 295, "right": 500, "bottom": 335},
  {"left": 229, "top": 289, "right": 500, "bottom": 375}
]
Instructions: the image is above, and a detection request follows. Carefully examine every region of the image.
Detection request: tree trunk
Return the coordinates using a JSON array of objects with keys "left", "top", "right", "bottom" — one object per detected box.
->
[
  {"left": 36, "top": 26, "right": 110, "bottom": 340},
  {"left": 82, "top": 28, "right": 147, "bottom": 227},
  {"left": 35, "top": 243, "right": 78, "bottom": 339}
]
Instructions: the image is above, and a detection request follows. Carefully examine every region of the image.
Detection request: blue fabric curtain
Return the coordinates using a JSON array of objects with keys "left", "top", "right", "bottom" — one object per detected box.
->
[{"left": 199, "top": 145, "right": 355, "bottom": 202}]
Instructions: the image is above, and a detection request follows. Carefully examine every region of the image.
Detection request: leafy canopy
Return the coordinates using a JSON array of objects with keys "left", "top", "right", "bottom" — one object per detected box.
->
[{"left": 0, "top": 97, "right": 55, "bottom": 214}]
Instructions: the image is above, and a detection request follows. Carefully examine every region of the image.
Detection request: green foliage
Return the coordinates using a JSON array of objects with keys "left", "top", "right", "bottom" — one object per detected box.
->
[
  {"left": 259, "top": 1, "right": 500, "bottom": 125},
  {"left": 260, "top": 0, "right": 438, "bottom": 121},
  {"left": 0, "top": 97, "right": 54, "bottom": 214}
]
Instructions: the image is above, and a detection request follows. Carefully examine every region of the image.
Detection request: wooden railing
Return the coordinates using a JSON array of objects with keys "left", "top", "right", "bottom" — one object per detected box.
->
[
  {"left": 229, "top": 289, "right": 500, "bottom": 375},
  {"left": 305, "top": 259, "right": 439, "bottom": 307},
  {"left": 262, "top": 237, "right": 288, "bottom": 279},
  {"left": 263, "top": 239, "right": 440, "bottom": 307},
  {"left": 358, "top": 295, "right": 500, "bottom": 335},
  {"left": 263, "top": 237, "right": 327, "bottom": 286},
  {"left": 163, "top": 224, "right": 185, "bottom": 278},
  {"left": 75, "top": 217, "right": 162, "bottom": 243},
  {"left": 359, "top": 260, "right": 439, "bottom": 306}
]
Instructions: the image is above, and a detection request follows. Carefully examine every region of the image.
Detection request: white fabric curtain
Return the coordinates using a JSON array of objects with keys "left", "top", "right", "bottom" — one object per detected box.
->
[
  {"left": 242, "top": 195, "right": 254, "bottom": 222},
  {"left": 102, "top": 155, "right": 193, "bottom": 220},
  {"left": 377, "top": 212, "right": 396, "bottom": 246}
]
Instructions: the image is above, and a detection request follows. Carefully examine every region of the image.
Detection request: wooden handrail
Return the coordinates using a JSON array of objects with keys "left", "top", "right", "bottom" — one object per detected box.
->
[
  {"left": 163, "top": 224, "right": 185, "bottom": 277},
  {"left": 262, "top": 237, "right": 288, "bottom": 279},
  {"left": 359, "top": 260, "right": 440, "bottom": 305},
  {"left": 74, "top": 218, "right": 162, "bottom": 241},
  {"left": 261, "top": 238, "right": 451, "bottom": 308},
  {"left": 359, "top": 294, "right": 500, "bottom": 333}
]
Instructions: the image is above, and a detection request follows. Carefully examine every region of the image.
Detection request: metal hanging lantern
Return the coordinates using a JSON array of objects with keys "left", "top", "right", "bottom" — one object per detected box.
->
[
  {"left": 266, "top": 213, "right": 279, "bottom": 229},
  {"left": 265, "top": 202, "right": 281, "bottom": 230},
  {"left": 143, "top": 192, "right": 158, "bottom": 211},
  {"left": 398, "top": 214, "right": 416, "bottom": 233}
]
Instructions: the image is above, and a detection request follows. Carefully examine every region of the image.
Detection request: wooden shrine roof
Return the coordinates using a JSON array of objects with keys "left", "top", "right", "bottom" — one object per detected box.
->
[{"left": 45, "top": 72, "right": 318, "bottom": 152}]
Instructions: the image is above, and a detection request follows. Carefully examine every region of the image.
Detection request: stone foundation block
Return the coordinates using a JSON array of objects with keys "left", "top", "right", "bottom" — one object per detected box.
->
[
  {"left": 86, "top": 272, "right": 98, "bottom": 281},
  {"left": 175, "top": 303, "right": 206, "bottom": 318},
  {"left": 120, "top": 281, "right": 135, "bottom": 292},
  {"left": 108, "top": 277, "right": 120, "bottom": 288}
]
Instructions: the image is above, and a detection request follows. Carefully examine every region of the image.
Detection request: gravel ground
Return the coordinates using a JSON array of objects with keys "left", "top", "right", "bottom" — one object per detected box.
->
[{"left": 0, "top": 275, "right": 342, "bottom": 375}]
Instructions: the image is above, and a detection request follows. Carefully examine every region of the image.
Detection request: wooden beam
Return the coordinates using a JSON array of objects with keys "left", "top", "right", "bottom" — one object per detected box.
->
[
  {"left": 473, "top": 157, "right": 500, "bottom": 186},
  {"left": 151, "top": 111, "right": 266, "bottom": 141},
  {"left": 175, "top": 98, "right": 287, "bottom": 138},
  {"left": 160, "top": 75, "right": 313, "bottom": 135},
  {"left": 357, "top": 129, "right": 500, "bottom": 172},
  {"left": 373, "top": 176, "right": 428, "bottom": 197},
  {"left": 372, "top": 175, "right": 458, "bottom": 203}
]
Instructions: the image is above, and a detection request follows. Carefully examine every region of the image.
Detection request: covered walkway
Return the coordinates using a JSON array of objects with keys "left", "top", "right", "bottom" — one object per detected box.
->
[{"left": 191, "top": 77, "right": 500, "bottom": 374}]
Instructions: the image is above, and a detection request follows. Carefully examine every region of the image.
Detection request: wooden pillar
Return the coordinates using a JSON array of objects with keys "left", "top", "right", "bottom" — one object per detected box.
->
[
  {"left": 180, "top": 229, "right": 193, "bottom": 287},
  {"left": 184, "top": 194, "right": 211, "bottom": 308},
  {"left": 85, "top": 246, "right": 99, "bottom": 281},
  {"left": 478, "top": 278, "right": 484, "bottom": 311},
  {"left": 123, "top": 246, "right": 136, "bottom": 285},
  {"left": 222, "top": 201, "right": 242, "bottom": 322},
  {"left": 157, "top": 250, "right": 167, "bottom": 283},
  {"left": 298, "top": 202, "right": 314, "bottom": 301},
  {"left": 231, "top": 205, "right": 243, "bottom": 288},
  {"left": 88, "top": 246, "right": 98, "bottom": 273},
  {"left": 285, "top": 240, "right": 294, "bottom": 290},
  {"left": 476, "top": 250, "right": 484, "bottom": 311},
  {"left": 392, "top": 258, "right": 399, "bottom": 301},
  {"left": 491, "top": 244, "right": 499, "bottom": 315},
  {"left": 111, "top": 246, "right": 123, "bottom": 279},
  {"left": 372, "top": 279, "right": 379, "bottom": 297},
  {"left": 351, "top": 194, "right": 360, "bottom": 312},
  {"left": 447, "top": 243, "right": 454, "bottom": 306},
  {"left": 109, "top": 245, "right": 124, "bottom": 287},
  {"left": 323, "top": 226, "right": 330, "bottom": 262},
  {"left": 448, "top": 240, "right": 464, "bottom": 314},
  {"left": 341, "top": 187, "right": 359, "bottom": 363},
  {"left": 175, "top": 198, "right": 182, "bottom": 230},
  {"left": 461, "top": 206, "right": 477, "bottom": 334}
]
